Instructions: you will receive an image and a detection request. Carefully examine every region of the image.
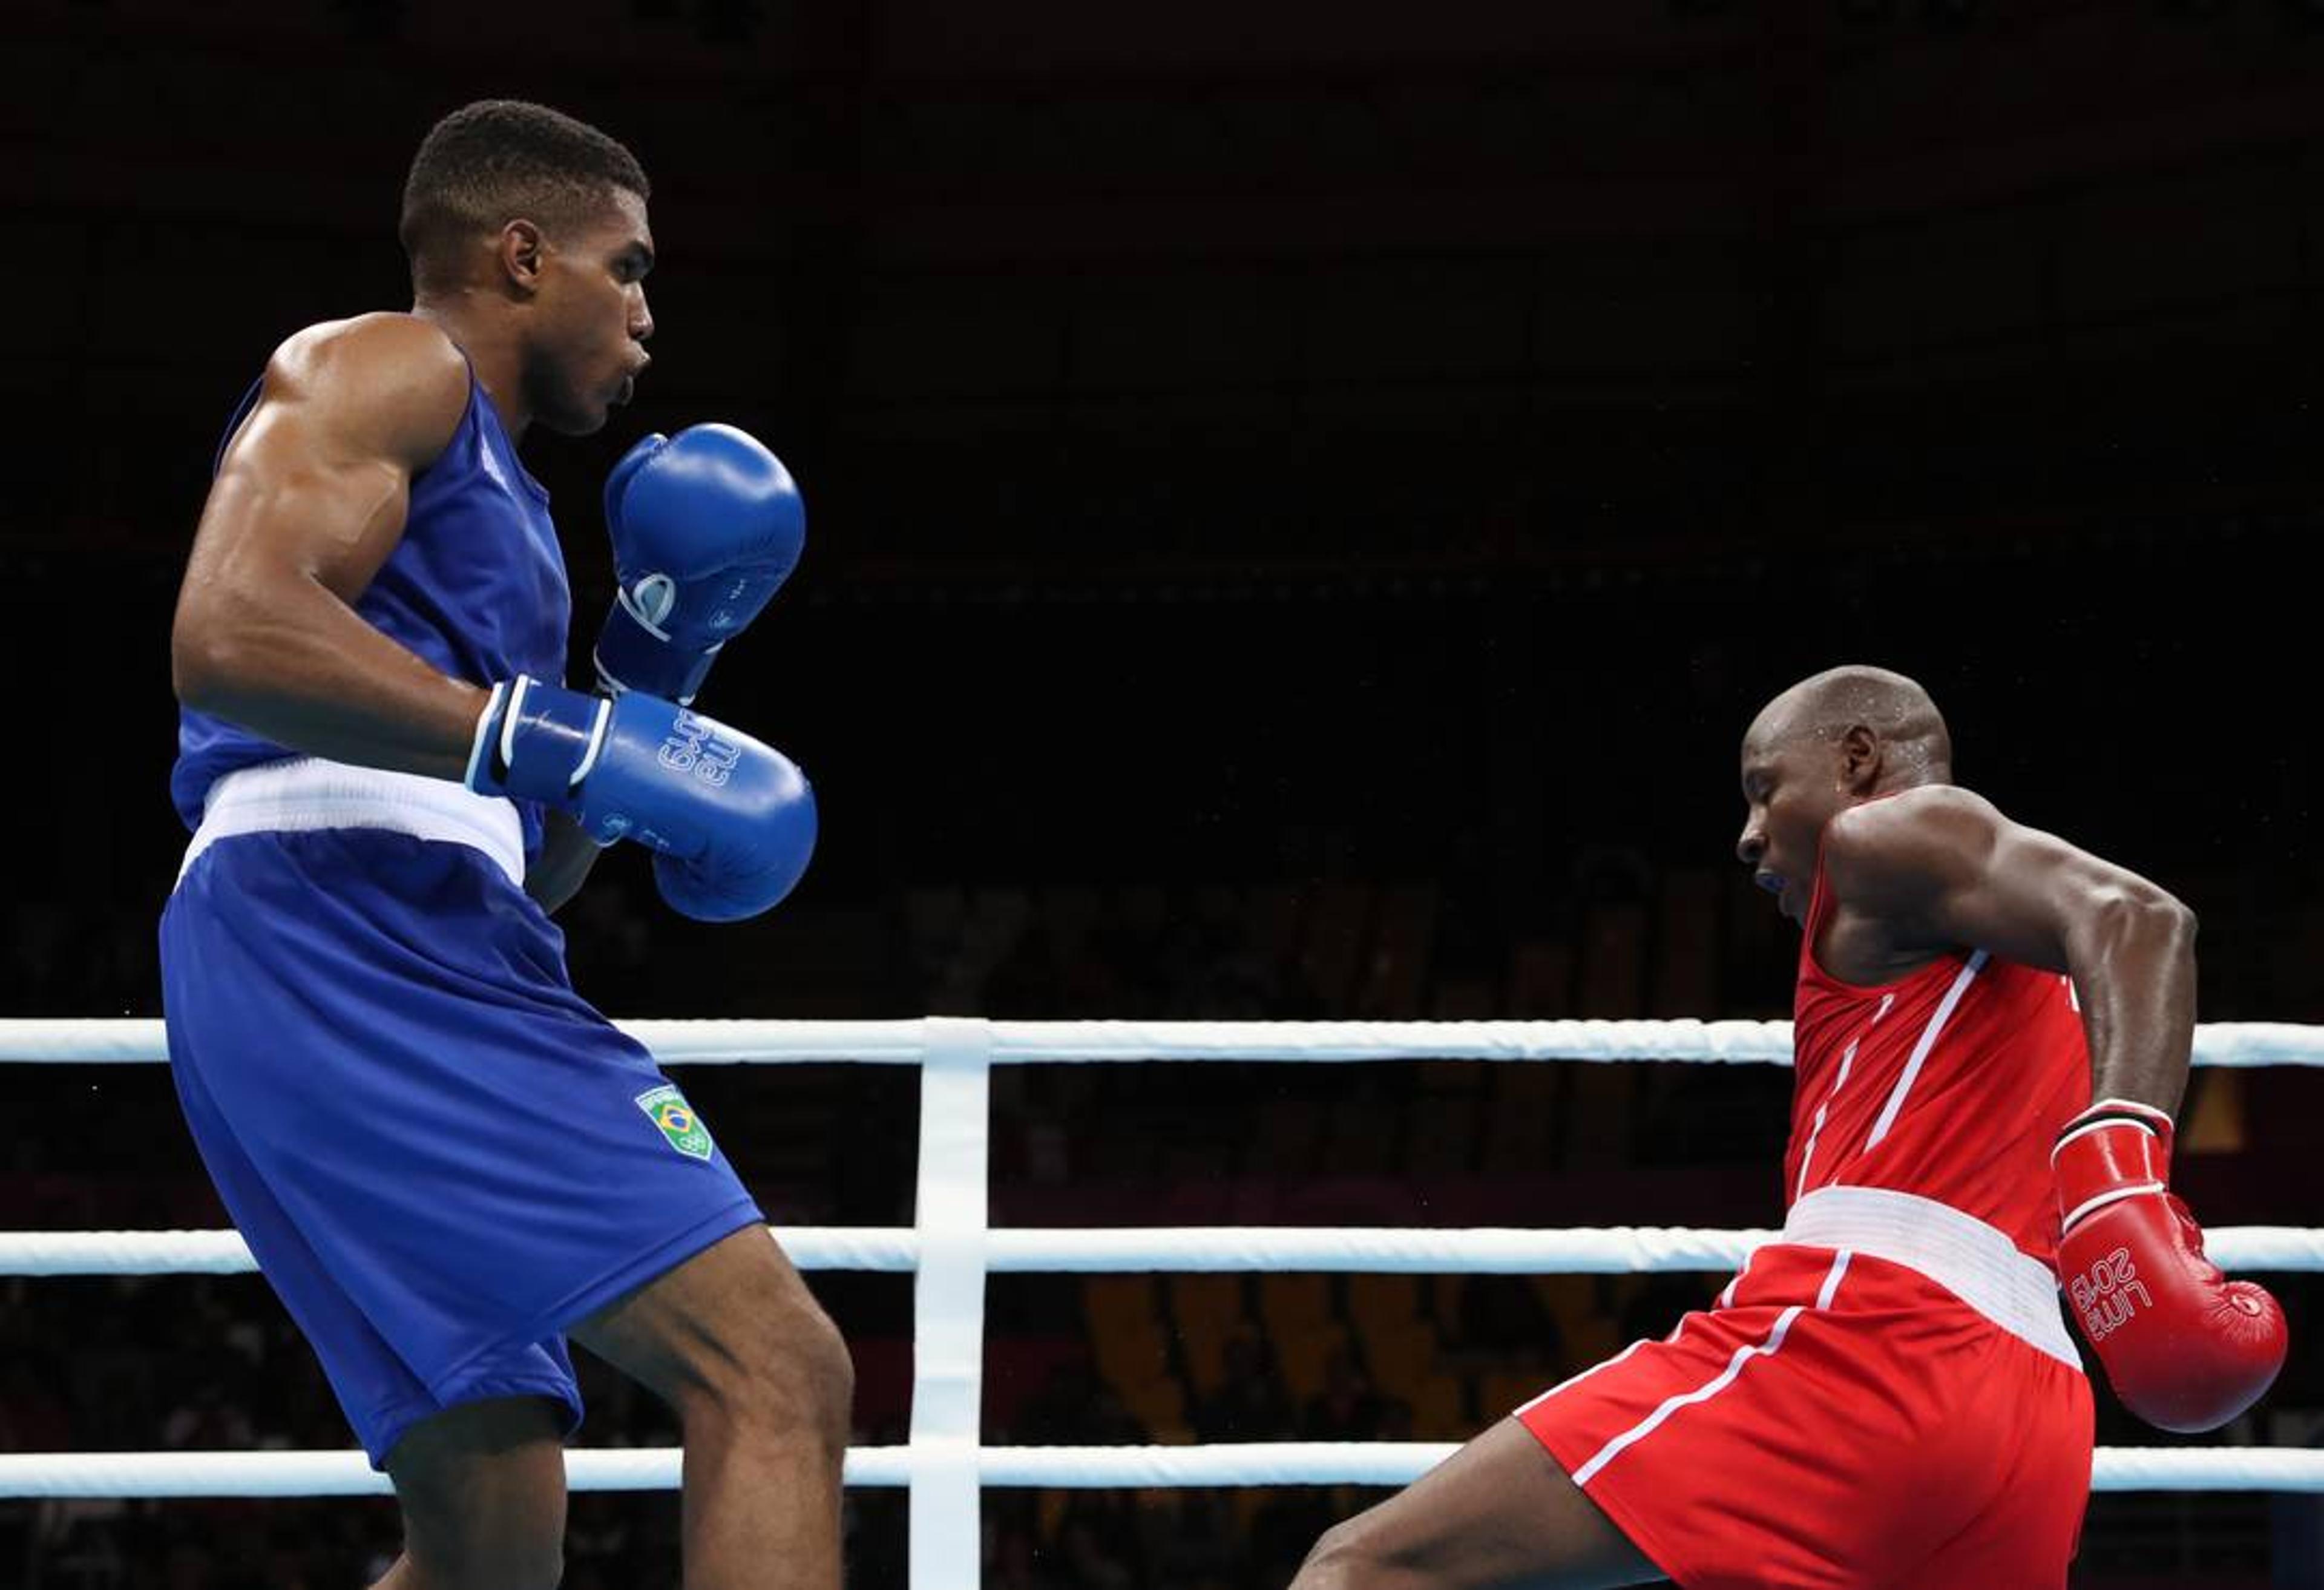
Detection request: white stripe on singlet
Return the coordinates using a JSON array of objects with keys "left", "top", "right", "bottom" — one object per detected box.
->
[
  {"left": 1794, "top": 992, "right": 1896, "bottom": 1201},
  {"left": 1862, "top": 951, "right": 1987, "bottom": 1152}
]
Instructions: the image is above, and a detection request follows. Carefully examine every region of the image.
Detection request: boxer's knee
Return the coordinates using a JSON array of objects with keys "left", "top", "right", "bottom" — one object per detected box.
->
[
  {"left": 687, "top": 1280, "right": 854, "bottom": 1456},
  {"left": 578, "top": 1224, "right": 855, "bottom": 1460},
  {"left": 1292, "top": 1515, "right": 1396, "bottom": 1590}
]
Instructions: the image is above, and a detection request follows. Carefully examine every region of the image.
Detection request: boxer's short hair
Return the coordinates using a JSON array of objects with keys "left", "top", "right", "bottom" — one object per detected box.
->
[{"left": 400, "top": 99, "right": 648, "bottom": 279}]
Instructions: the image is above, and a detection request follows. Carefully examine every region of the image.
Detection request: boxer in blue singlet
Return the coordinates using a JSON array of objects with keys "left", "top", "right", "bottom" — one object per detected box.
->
[{"left": 161, "top": 100, "right": 846, "bottom": 1589}]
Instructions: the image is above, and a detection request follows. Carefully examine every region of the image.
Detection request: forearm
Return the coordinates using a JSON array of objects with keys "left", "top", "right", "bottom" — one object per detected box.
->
[
  {"left": 2067, "top": 892, "right": 2199, "bottom": 1114},
  {"left": 526, "top": 812, "right": 604, "bottom": 913},
  {"left": 173, "top": 576, "right": 488, "bottom": 781},
  {"left": 2052, "top": 891, "right": 2285, "bottom": 1435}
]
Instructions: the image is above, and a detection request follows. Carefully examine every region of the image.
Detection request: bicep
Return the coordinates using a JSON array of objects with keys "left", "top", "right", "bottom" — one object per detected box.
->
[{"left": 165, "top": 320, "right": 489, "bottom": 770}]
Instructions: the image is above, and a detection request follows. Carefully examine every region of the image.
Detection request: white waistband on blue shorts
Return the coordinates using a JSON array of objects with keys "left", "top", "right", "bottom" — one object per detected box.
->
[
  {"left": 179, "top": 758, "right": 526, "bottom": 890},
  {"left": 1779, "top": 1184, "right": 2081, "bottom": 1368}
]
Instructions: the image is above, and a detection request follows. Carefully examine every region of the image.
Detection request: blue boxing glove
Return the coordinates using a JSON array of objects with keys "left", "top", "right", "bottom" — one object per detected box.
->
[
  {"left": 465, "top": 676, "right": 816, "bottom": 922},
  {"left": 594, "top": 424, "right": 804, "bottom": 705}
]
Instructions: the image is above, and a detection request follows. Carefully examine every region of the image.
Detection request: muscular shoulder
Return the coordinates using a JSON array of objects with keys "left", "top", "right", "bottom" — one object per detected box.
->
[
  {"left": 1822, "top": 784, "right": 2008, "bottom": 913},
  {"left": 257, "top": 313, "right": 469, "bottom": 468}
]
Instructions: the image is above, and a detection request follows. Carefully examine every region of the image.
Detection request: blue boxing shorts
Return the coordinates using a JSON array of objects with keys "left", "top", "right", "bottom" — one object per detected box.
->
[{"left": 158, "top": 760, "right": 766, "bottom": 1468}]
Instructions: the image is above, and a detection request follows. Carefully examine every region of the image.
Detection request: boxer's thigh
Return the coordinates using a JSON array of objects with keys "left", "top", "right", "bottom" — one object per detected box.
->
[{"left": 1295, "top": 1419, "right": 1664, "bottom": 1590}]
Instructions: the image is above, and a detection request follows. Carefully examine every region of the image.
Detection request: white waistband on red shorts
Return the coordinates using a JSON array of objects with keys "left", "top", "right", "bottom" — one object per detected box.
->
[
  {"left": 179, "top": 757, "right": 525, "bottom": 890},
  {"left": 1779, "top": 1184, "right": 2081, "bottom": 1368}
]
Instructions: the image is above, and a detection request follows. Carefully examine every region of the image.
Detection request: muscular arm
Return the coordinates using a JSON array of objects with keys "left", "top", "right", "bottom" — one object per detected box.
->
[
  {"left": 1822, "top": 786, "right": 2197, "bottom": 1114},
  {"left": 171, "top": 314, "right": 488, "bottom": 778}
]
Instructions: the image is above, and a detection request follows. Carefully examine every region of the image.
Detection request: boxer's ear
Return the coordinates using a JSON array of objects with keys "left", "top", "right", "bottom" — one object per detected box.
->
[{"left": 1834, "top": 724, "right": 1880, "bottom": 792}]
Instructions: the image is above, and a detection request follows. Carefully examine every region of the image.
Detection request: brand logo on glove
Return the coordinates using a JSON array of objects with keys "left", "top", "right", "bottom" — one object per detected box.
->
[
  {"left": 2069, "top": 1246, "right": 2155, "bottom": 1341},
  {"left": 657, "top": 711, "right": 743, "bottom": 787}
]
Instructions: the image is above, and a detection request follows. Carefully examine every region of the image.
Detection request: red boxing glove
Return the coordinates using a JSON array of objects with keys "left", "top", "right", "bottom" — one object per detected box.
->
[{"left": 2052, "top": 1099, "right": 2286, "bottom": 1433}]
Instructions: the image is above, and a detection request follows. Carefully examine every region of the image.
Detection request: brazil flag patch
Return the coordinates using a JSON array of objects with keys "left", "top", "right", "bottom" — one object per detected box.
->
[{"left": 635, "top": 1083, "right": 714, "bottom": 1161}]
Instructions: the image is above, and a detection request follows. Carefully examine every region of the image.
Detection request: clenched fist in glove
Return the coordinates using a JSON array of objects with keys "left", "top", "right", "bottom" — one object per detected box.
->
[
  {"left": 594, "top": 424, "right": 804, "bottom": 705},
  {"left": 2053, "top": 1099, "right": 2286, "bottom": 1433},
  {"left": 466, "top": 675, "right": 816, "bottom": 923}
]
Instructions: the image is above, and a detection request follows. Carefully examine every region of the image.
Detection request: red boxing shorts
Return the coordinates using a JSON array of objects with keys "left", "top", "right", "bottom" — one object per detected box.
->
[{"left": 1516, "top": 1186, "right": 2093, "bottom": 1590}]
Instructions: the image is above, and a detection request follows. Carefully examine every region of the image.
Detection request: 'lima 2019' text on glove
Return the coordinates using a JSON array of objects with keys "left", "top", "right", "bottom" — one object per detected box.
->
[{"left": 2052, "top": 1098, "right": 2287, "bottom": 1433}]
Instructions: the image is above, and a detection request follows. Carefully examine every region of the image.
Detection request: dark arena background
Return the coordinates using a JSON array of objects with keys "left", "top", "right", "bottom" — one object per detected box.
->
[{"left": 5, "top": 1, "right": 2324, "bottom": 1586}]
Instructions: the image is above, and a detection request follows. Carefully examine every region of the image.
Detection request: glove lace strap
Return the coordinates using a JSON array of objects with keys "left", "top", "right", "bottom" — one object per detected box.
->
[
  {"left": 2060, "top": 1179, "right": 2168, "bottom": 1235},
  {"left": 2053, "top": 1097, "right": 2175, "bottom": 1165},
  {"left": 571, "top": 698, "right": 615, "bottom": 787}
]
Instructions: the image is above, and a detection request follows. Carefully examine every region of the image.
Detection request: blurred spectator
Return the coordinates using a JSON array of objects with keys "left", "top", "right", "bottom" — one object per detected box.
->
[
  {"left": 1300, "top": 1345, "right": 1383, "bottom": 1442},
  {"left": 1017, "top": 1361, "right": 1149, "bottom": 1446},
  {"left": 1192, "top": 1334, "right": 1296, "bottom": 1443},
  {"left": 1447, "top": 1274, "right": 1559, "bottom": 1369},
  {"left": 1141, "top": 1490, "right": 1238, "bottom": 1587},
  {"left": 0, "top": 1356, "right": 72, "bottom": 1452},
  {"left": 160, "top": 1382, "right": 255, "bottom": 1453},
  {"left": 1053, "top": 1494, "right": 1140, "bottom": 1590}
]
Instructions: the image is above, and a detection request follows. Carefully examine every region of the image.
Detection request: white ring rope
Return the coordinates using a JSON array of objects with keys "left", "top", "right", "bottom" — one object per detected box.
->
[
  {"left": 10, "top": 1223, "right": 2324, "bottom": 1277},
  {"left": 2, "top": 1444, "right": 2319, "bottom": 1499},
  {"left": 7, "top": 1017, "right": 2324, "bottom": 1066}
]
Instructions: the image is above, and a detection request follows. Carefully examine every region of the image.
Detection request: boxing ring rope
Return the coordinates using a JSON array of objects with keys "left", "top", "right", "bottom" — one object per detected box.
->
[
  {"left": 13, "top": 1016, "right": 2324, "bottom": 1066},
  {"left": 6, "top": 1444, "right": 2321, "bottom": 1498},
  {"left": 4, "top": 1017, "right": 2322, "bottom": 1589},
  {"left": 11, "top": 1224, "right": 2324, "bottom": 1278}
]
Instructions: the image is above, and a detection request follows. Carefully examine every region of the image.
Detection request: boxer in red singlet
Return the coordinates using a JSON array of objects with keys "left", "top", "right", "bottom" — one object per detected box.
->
[{"left": 1289, "top": 665, "right": 2285, "bottom": 1590}]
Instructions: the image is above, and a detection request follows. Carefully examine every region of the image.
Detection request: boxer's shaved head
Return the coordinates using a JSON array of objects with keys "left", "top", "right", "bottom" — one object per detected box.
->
[
  {"left": 1735, "top": 665, "right": 1952, "bottom": 924},
  {"left": 1744, "top": 665, "right": 1952, "bottom": 787}
]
